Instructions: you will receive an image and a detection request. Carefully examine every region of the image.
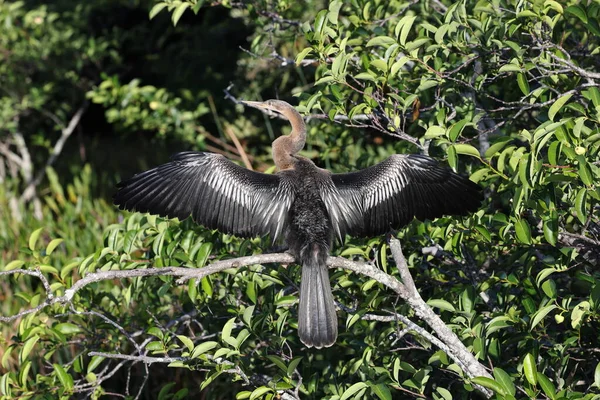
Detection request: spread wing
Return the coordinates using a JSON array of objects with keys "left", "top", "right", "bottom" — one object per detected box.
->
[
  {"left": 322, "top": 154, "right": 483, "bottom": 238},
  {"left": 114, "top": 152, "right": 294, "bottom": 241}
]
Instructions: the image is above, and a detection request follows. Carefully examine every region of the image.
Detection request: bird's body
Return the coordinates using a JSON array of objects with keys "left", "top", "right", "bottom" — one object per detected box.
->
[
  {"left": 282, "top": 158, "right": 337, "bottom": 347},
  {"left": 114, "top": 99, "right": 482, "bottom": 348}
]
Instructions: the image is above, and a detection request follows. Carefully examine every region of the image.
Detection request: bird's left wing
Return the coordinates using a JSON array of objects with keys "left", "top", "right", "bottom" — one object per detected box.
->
[
  {"left": 320, "top": 154, "right": 483, "bottom": 238},
  {"left": 114, "top": 152, "right": 294, "bottom": 241}
]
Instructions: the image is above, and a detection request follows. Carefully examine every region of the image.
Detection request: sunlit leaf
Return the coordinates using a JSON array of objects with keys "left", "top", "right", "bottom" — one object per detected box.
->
[
  {"left": 548, "top": 94, "right": 572, "bottom": 121},
  {"left": 523, "top": 354, "right": 537, "bottom": 386}
]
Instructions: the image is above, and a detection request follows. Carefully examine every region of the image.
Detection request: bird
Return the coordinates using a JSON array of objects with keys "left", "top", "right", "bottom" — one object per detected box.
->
[{"left": 114, "top": 99, "right": 483, "bottom": 349}]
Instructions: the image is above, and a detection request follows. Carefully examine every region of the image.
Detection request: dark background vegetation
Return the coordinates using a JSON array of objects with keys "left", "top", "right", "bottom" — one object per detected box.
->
[{"left": 1, "top": 0, "right": 599, "bottom": 399}]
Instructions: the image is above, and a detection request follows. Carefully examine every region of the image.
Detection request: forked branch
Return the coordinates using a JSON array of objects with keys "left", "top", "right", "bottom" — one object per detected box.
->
[{"left": 1, "top": 238, "right": 492, "bottom": 397}]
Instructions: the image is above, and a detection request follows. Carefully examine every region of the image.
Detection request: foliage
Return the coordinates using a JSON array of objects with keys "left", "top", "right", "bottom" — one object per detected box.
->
[
  {"left": 2, "top": 0, "right": 600, "bottom": 399},
  {"left": 88, "top": 77, "right": 211, "bottom": 144}
]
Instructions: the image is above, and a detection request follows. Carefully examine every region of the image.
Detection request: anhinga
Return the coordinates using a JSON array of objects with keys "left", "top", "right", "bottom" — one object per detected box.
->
[{"left": 114, "top": 99, "right": 482, "bottom": 349}]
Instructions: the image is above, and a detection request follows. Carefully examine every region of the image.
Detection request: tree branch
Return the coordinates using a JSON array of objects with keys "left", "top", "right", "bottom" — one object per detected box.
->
[
  {"left": 2, "top": 243, "right": 492, "bottom": 396},
  {"left": 20, "top": 102, "right": 88, "bottom": 203}
]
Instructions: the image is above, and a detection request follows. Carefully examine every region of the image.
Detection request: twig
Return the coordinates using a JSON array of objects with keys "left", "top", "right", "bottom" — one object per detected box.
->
[
  {"left": 224, "top": 125, "right": 253, "bottom": 170},
  {"left": 21, "top": 103, "right": 88, "bottom": 203},
  {"left": 87, "top": 352, "right": 184, "bottom": 365}
]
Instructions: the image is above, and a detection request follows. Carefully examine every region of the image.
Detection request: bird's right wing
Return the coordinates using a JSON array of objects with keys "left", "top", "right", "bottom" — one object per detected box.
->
[
  {"left": 322, "top": 154, "right": 483, "bottom": 238},
  {"left": 114, "top": 152, "right": 294, "bottom": 241}
]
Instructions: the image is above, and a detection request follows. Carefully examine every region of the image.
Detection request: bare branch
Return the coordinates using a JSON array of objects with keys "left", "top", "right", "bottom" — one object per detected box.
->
[
  {"left": 3, "top": 244, "right": 492, "bottom": 396},
  {"left": 225, "top": 125, "right": 253, "bottom": 170},
  {"left": 21, "top": 102, "right": 88, "bottom": 202},
  {"left": 0, "top": 142, "right": 23, "bottom": 167},
  {"left": 88, "top": 352, "right": 184, "bottom": 365}
]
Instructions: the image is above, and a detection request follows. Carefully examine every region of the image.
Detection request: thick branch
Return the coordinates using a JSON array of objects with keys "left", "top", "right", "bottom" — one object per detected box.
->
[{"left": 3, "top": 245, "right": 491, "bottom": 396}]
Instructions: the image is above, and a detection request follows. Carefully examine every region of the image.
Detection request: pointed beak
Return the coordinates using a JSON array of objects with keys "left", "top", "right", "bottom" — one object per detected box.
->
[
  {"left": 241, "top": 100, "right": 279, "bottom": 116},
  {"left": 241, "top": 100, "right": 267, "bottom": 110}
]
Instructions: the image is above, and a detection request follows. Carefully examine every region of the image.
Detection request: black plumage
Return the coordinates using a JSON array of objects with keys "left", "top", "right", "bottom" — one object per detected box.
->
[{"left": 114, "top": 99, "right": 483, "bottom": 348}]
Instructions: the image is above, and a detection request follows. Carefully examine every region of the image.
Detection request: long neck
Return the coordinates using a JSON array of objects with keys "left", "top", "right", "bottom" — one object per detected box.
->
[{"left": 273, "top": 106, "right": 306, "bottom": 171}]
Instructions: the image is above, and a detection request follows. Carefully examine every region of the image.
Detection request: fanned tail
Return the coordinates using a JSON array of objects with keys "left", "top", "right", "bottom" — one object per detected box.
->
[{"left": 297, "top": 243, "right": 337, "bottom": 348}]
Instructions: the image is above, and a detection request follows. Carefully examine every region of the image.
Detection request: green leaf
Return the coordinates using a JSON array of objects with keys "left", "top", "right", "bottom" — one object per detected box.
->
[
  {"left": 190, "top": 341, "right": 218, "bottom": 358},
  {"left": 448, "top": 118, "right": 469, "bottom": 141},
  {"left": 545, "top": 0, "right": 563, "bottom": 14},
  {"left": 452, "top": 144, "right": 480, "bottom": 158},
  {"left": 4, "top": 260, "right": 25, "bottom": 271},
  {"left": 571, "top": 301, "right": 590, "bottom": 329},
  {"left": 405, "top": 38, "right": 430, "bottom": 52},
  {"left": 542, "top": 279, "right": 556, "bottom": 298},
  {"left": 371, "top": 383, "right": 392, "bottom": 400},
  {"left": 19, "top": 336, "right": 39, "bottom": 363},
  {"left": 242, "top": 305, "right": 255, "bottom": 326},
  {"left": 499, "top": 64, "right": 521, "bottom": 73},
  {"left": 29, "top": 227, "right": 44, "bottom": 252},
  {"left": 548, "top": 93, "right": 572, "bottom": 121},
  {"left": 146, "top": 341, "right": 164, "bottom": 352},
  {"left": 327, "top": 1, "right": 342, "bottom": 24},
  {"left": 471, "top": 377, "right": 506, "bottom": 395},
  {"left": 395, "top": 15, "right": 417, "bottom": 45},
  {"left": 148, "top": 327, "right": 164, "bottom": 340},
  {"left": 250, "top": 386, "right": 272, "bottom": 400},
  {"left": 536, "top": 268, "right": 557, "bottom": 286},
  {"left": 517, "top": 73, "right": 530, "bottom": 95},
  {"left": 518, "top": 155, "right": 531, "bottom": 188},
  {"left": 424, "top": 125, "right": 445, "bottom": 139},
  {"left": 315, "top": 76, "right": 335, "bottom": 85},
  {"left": 578, "top": 159, "right": 593, "bottom": 186},
  {"left": 87, "top": 356, "right": 105, "bottom": 374},
  {"left": 475, "top": 225, "right": 492, "bottom": 242},
  {"left": 585, "top": 86, "right": 600, "bottom": 107},
  {"left": 295, "top": 48, "right": 313, "bottom": 65},
  {"left": 537, "top": 373, "right": 556, "bottom": 399},
  {"left": 266, "top": 355, "right": 287, "bottom": 374},
  {"left": 530, "top": 304, "right": 557, "bottom": 330},
  {"left": 53, "top": 363, "right": 73, "bottom": 390},
  {"left": 149, "top": 2, "right": 167, "bottom": 19},
  {"left": 575, "top": 188, "right": 587, "bottom": 224},
  {"left": 177, "top": 335, "right": 194, "bottom": 352},
  {"left": 354, "top": 72, "right": 376, "bottom": 82},
  {"left": 54, "top": 323, "right": 82, "bottom": 335},
  {"left": 436, "top": 387, "right": 452, "bottom": 400},
  {"left": 517, "top": 10, "right": 538, "bottom": 18},
  {"left": 192, "top": 0, "right": 205, "bottom": 14},
  {"left": 594, "top": 361, "right": 600, "bottom": 388},
  {"left": 340, "top": 382, "right": 368, "bottom": 400},
  {"left": 565, "top": 5, "right": 587, "bottom": 23},
  {"left": 427, "top": 299, "right": 456, "bottom": 312},
  {"left": 201, "top": 276, "right": 213, "bottom": 297},
  {"left": 171, "top": 2, "right": 190, "bottom": 26},
  {"left": 370, "top": 59, "right": 388, "bottom": 72},
  {"left": 287, "top": 357, "right": 302, "bottom": 377},
  {"left": 523, "top": 353, "right": 537, "bottom": 386},
  {"left": 390, "top": 56, "right": 409, "bottom": 78},
  {"left": 493, "top": 368, "right": 515, "bottom": 396},
  {"left": 447, "top": 145, "right": 457, "bottom": 170},
  {"left": 221, "top": 317, "right": 237, "bottom": 347},
  {"left": 573, "top": 117, "right": 586, "bottom": 138},
  {"left": 515, "top": 218, "right": 531, "bottom": 245},
  {"left": 196, "top": 242, "right": 212, "bottom": 267},
  {"left": 0, "top": 373, "right": 10, "bottom": 397},
  {"left": 543, "top": 212, "right": 558, "bottom": 246},
  {"left": 548, "top": 141, "right": 561, "bottom": 165},
  {"left": 366, "top": 36, "right": 396, "bottom": 47},
  {"left": 45, "top": 238, "right": 64, "bottom": 255}
]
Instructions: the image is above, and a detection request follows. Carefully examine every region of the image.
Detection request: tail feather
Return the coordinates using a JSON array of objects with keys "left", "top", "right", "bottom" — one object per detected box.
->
[{"left": 298, "top": 244, "right": 338, "bottom": 348}]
